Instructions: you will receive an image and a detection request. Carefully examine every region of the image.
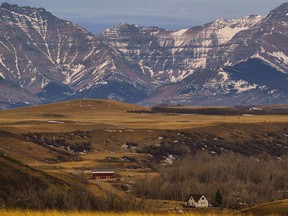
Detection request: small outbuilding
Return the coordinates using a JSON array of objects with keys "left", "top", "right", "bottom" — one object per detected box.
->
[
  {"left": 91, "top": 169, "right": 115, "bottom": 180},
  {"left": 185, "top": 194, "right": 209, "bottom": 208}
]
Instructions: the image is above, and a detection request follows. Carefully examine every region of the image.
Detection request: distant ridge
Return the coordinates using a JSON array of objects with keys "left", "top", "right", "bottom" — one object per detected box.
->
[{"left": 0, "top": 2, "right": 288, "bottom": 109}]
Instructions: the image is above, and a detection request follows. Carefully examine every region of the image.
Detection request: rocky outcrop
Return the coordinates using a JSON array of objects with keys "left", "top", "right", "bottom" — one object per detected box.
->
[{"left": 0, "top": 2, "right": 288, "bottom": 108}]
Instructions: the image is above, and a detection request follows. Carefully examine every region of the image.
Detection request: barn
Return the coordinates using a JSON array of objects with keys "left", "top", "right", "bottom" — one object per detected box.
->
[
  {"left": 185, "top": 194, "right": 209, "bottom": 208},
  {"left": 91, "top": 169, "right": 115, "bottom": 180}
]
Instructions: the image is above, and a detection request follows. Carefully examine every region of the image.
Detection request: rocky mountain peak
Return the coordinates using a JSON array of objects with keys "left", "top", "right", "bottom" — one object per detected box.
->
[
  {"left": 0, "top": 3, "right": 153, "bottom": 106},
  {"left": 116, "top": 22, "right": 139, "bottom": 29},
  {"left": 103, "top": 23, "right": 167, "bottom": 41},
  {"left": 208, "top": 15, "right": 263, "bottom": 29},
  {"left": 268, "top": 2, "right": 288, "bottom": 18},
  {"left": 0, "top": 2, "right": 57, "bottom": 27},
  {"left": 210, "top": 18, "right": 227, "bottom": 26},
  {"left": 0, "top": 2, "right": 48, "bottom": 16},
  {"left": 103, "top": 23, "right": 142, "bottom": 39},
  {"left": 0, "top": 2, "right": 288, "bottom": 109},
  {"left": 1, "top": 2, "right": 20, "bottom": 10}
]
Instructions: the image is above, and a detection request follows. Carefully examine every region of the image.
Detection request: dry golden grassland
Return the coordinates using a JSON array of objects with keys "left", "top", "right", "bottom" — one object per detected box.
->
[
  {"left": 1, "top": 100, "right": 288, "bottom": 215},
  {"left": 1, "top": 100, "right": 288, "bottom": 131},
  {"left": 1, "top": 99, "right": 287, "bottom": 165},
  {"left": 1, "top": 100, "right": 288, "bottom": 187},
  {"left": 0, "top": 210, "right": 217, "bottom": 216},
  {"left": 0, "top": 209, "right": 284, "bottom": 216},
  {"left": 1, "top": 99, "right": 286, "bottom": 165},
  {"left": 238, "top": 199, "right": 288, "bottom": 216}
]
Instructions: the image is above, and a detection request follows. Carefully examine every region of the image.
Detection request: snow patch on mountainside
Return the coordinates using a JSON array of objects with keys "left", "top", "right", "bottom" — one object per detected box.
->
[
  {"left": 140, "top": 62, "right": 156, "bottom": 78},
  {"left": 252, "top": 54, "right": 286, "bottom": 73},
  {"left": 218, "top": 70, "right": 258, "bottom": 93},
  {"left": 233, "top": 80, "right": 257, "bottom": 93},
  {"left": 0, "top": 72, "right": 5, "bottom": 78},
  {"left": 218, "top": 70, "right": 229, "bottom": 82},
  {"left": 169, "top": 70, "right": 194, "bottom": 83},
  {"left": 64, "top": 64, "right": 86, "bottom": 84},
  {"left": 191, "top": 58, "right": 207, "bottom": 69},
  {"left": 0, "top": 57, "right": 11, "bottom": 74},
  {"left": 102, "top": 14, "right": 264, "bottom": 87},
  {"left": 212, "top": 15, "right": 263, "bottom": 44},
  {"left": 217, "top": 27, "right": 247, "bottom": 44},
  {"left": 171, "top": 29, "right": 188, "bottom": 36},
  {"left": 268, "top": 51, "right": 288, "bottom": 65},
  {"left": 3, "top": 3, "right": 288, "bottom": 108}
]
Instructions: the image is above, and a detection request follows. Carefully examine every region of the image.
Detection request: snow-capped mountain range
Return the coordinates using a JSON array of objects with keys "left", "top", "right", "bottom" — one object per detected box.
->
[
  {"left": 0, "top": 2, "right": 288, "bottom": 109},
  {"left": 102, "top": 15, "right": 263, "bottom": 84}
]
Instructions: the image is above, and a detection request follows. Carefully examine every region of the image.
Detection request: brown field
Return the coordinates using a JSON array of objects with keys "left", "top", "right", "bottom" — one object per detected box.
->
[
  {"left": 0, "top": 204, "right": 287, "bottom": 216},
  {"left": 1, "top": 99, "right": 287, "bottom": 166},
  {"left": 0, "top": 210, "right": 224, "bottom": 216},
  {"left": 2, "top": 100, "right": 288, "bottom": 131},
  {"left": 0, "top": 100, "right": 288, "bottom": 214},
  {"left": 238, "top": 199, "right": 288, "bottom": 216}
]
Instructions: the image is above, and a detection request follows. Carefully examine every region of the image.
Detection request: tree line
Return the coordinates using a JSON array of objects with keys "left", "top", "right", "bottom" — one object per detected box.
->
[{"left": 133, "top": 152, "right": 288, "bottom": 209}]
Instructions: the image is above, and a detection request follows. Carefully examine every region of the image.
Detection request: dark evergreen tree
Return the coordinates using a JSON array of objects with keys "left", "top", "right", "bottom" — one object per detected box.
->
[{"left": 215, "top": 189, "right": 223, "bottom": 207}]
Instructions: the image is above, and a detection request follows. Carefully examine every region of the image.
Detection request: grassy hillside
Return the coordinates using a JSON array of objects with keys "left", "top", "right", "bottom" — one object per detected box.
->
[
  {"left": 238, "top": 199, "right": 288, "bottom": 216},
  {"left": 0, "top": 210, "right": 221, "bottom": 216},
  {"left": 0, "top": 100, "right": 288, "bottom": 211},
  {"left": 2, "top": 99, "right": 288, "bottom": 131},
  {"left": 0, "top": 153, "right": 104, "bottom": 210},
  {"left": 0, "top": 208, "right": 286, "bottom": 216}
]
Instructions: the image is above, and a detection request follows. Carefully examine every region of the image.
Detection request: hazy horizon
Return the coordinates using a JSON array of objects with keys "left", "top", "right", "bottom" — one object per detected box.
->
[{"left": 0, "top": 0, "right": 287, "bottom": 33}]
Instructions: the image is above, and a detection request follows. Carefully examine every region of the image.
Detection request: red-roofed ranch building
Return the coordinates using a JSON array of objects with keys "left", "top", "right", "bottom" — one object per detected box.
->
[{"left": 91, "top": 169, "right": 115, "bottom": 180}]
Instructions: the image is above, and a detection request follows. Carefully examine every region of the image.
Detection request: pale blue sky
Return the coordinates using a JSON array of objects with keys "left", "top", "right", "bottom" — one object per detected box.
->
[{"left": 1, "top": 0, "right": 287, "bottom": 33}]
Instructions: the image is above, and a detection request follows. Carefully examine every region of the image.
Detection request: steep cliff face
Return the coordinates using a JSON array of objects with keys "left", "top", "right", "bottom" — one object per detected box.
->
[
  {"left": 101, "top": 15, "right": 263, "bottom": 84},
  {"left": 208, "top": 3, "right": 288, "bottom": 72},
  {"left": 0, "top": 3, "right": 153, "bottom": 106},
  {"left": 102, "top": 4, "right": 288, "bottom": 106},
  {"left": 0, "top": 76, "right": 40, "bottom": 109},
  {"left": 0, "top": 2, "right": 288, "bottom": 108},
  {"left": 142, "top": 59, "right": 288, "bottom": 106},
  {"left": 0, "top": 2, "right": 98, "bottom": 91}
]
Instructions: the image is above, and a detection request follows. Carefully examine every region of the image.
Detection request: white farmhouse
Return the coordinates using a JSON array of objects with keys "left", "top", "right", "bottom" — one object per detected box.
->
[{"left": 185, "top": 194, "right": 209, "bottom": 208}]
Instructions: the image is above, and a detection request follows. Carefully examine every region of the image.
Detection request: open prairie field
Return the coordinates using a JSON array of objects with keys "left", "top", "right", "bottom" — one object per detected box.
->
[
  {"left": 0, "top": 100, "right": 288, "bottom": 213},
  {"left": 238, "top": 199, "right": 288, "bottom": 216},
  {"left": 1, "top": 100, "right": 288, "bottom": 160},
  {"left": 1, "top": 100, "right": 288, "bottom": 131},
  {"left": 0, "top": 210, "right": 220, "bottom": 216},
  {"left": 0, "top": 99, "right": 287, "bottom": 169},
  {"left": 2, "top": 198, "right": 287, "bottom": 215},
  {"left": 0, "top": 209, "right": 285, "bottom": 216}
]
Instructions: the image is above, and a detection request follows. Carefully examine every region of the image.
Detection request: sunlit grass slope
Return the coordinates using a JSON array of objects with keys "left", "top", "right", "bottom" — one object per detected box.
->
[
  {"left": 1, "top": 99, "right": 288, "bottom": 130},
  {"left": 0, "top": 210, "right": 220, "bottom": 216},
  {"left": 238, "top": 199, "right": 288, "bottom": 216},
  {"left": 0, "top": 209, "right": 285, "bottom": 216},
  {"left": 0, "top": 153, "right": 100, "bottom": 210}
]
